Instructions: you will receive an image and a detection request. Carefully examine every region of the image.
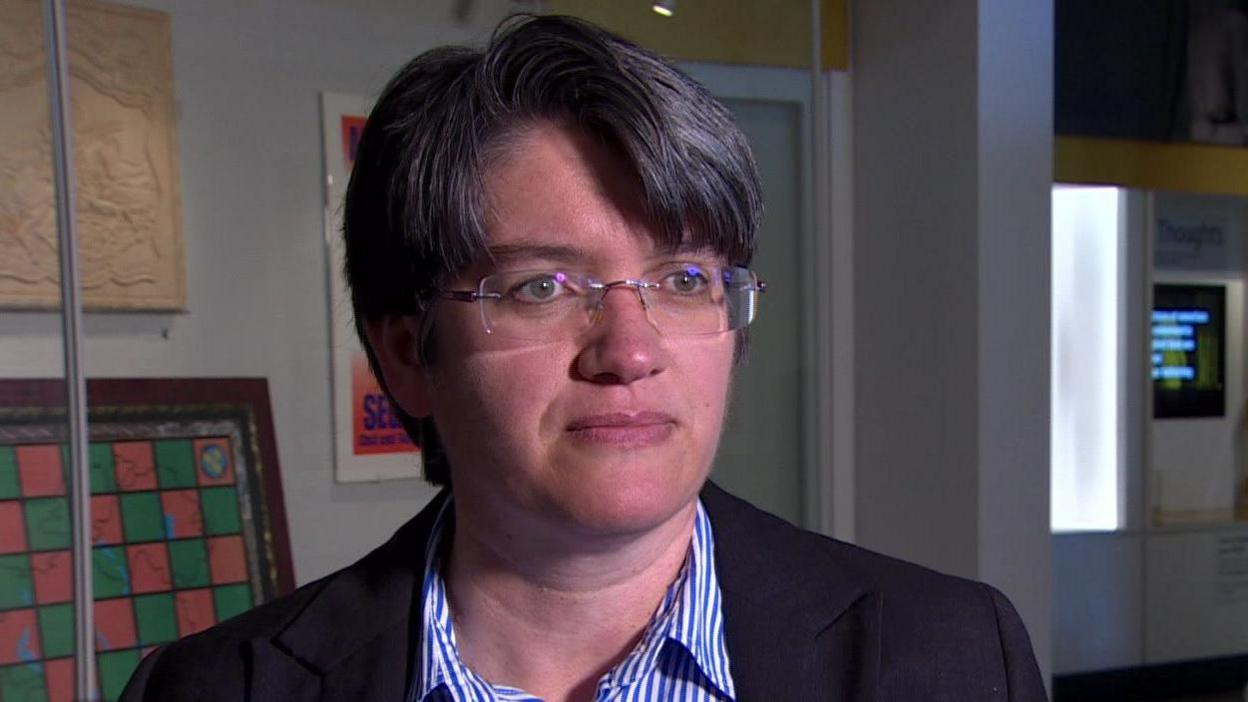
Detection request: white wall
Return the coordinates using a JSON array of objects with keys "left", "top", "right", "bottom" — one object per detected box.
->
[
  {"left": 0, "top": 0, "right": 513, "bottom": 583},
  {"left": 1145, "top": 526, "right": 1248, "bottom": 662},
  {"left": 1052, "top": 532, "right": 1144, "bottom": 673},
  {"left": 975, "top": 5, "right": 1054, "bottom": 676},
  {"left": 851, "top": 0, "right": 1054, "bottom": 681},
  {"left": 852, "top": 0, "right": 980, "bottom": 577}
]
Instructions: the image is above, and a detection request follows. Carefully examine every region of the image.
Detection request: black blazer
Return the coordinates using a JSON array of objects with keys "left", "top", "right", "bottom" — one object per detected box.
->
[{"left": 121, "top": 483, "right": 1047, "bottom": 701}]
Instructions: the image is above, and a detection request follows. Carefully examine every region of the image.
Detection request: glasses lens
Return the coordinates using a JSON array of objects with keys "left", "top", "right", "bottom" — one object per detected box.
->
[
  {"left": 479, "top": 270, "right": 592, "bottom": 340},
  {"left": 722, "top": 265, "right": 760, "bottom": 330},
  {"left": 632, "top": 264, "right": 761, "bottom": 336},
  {"left": 644, "top": 263, "right": 726, "bottom": 334}
]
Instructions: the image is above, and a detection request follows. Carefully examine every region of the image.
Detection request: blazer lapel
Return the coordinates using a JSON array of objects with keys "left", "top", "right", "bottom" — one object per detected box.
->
[
  {"left": 250, "top": 599, "right": 413, "bottom": 701},
  {"left": 247, "top": 491, "right": 448, "bottom": 702},
  {"left": 817, "top": 591, "right": 882, "bottom": 702},
  {"left": 701, "top": 483, "right": 881, "bottom": 702}
]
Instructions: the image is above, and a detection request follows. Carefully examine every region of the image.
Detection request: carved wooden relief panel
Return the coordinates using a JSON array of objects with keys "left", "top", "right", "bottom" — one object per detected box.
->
[{"left": 0, "top": 0, "right": 185, "bottom": 311}]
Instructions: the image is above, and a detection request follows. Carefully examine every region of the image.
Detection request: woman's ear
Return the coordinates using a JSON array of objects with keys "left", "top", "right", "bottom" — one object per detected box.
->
[{"left": 364, "top": 315, "right": 431, "bottom": 418}]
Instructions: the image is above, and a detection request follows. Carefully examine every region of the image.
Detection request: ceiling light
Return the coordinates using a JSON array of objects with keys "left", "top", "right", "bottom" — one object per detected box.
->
[{"left": 652, "top": 0, "right": 675, "bottom": 17}]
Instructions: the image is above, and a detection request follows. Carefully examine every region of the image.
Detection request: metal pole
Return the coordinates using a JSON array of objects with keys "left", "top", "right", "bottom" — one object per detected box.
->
[{"left": 41, "top": 0, "right": 96, "bottom": 698}]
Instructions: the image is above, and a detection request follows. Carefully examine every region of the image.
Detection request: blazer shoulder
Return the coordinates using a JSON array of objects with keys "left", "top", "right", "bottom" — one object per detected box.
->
[
  {"left": 120, "top": 493, "right": 446, "bottom": 701},
  {"left": 702, "top": 482, "right": 1047, "bottom": 700},
  {"left": 119, "top": 574, "right": 333, "bottom": 701},
  {"left": 703, "top": 479, "right": 1018, "bottom": 613},
  {"left": 702, "top": 480, "right": 974, "bottom": 593}
]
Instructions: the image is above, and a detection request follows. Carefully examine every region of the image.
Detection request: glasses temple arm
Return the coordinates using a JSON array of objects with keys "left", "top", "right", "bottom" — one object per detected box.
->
[{"left": 437, "top": 290, "right": 501, "bottom": 302}]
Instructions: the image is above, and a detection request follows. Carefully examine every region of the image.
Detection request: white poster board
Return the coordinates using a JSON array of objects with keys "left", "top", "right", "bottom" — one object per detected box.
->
[{"left": 321, "top": 91, "right": 423, "bottom": 482}]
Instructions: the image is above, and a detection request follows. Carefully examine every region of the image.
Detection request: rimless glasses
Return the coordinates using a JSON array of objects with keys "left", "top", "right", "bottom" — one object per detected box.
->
[{"left": 436, "top": 263, "right": 765, "bottom": 342}]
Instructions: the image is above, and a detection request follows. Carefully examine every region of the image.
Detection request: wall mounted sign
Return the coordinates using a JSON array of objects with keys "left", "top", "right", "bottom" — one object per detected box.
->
[{"left": 1154, "top": 214, "right": 1240, "bottom": 272}]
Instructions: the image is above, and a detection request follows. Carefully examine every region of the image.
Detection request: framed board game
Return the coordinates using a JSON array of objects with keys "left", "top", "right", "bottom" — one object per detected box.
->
[{"left": 0, "top": 378, "right": 293, "bottom": 701}]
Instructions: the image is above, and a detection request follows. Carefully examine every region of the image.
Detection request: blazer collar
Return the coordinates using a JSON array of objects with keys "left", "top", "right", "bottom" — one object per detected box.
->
[
  {"left": 700, "top": 482, "right": 881, "bottom": 701},
  {"left": 251, "top": 490, "right": 450, "bottom": 701}
]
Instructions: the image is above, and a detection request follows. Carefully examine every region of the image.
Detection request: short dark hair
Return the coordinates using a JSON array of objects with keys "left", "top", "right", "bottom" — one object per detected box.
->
[{"left": 343, "top": 14, "right": 762, "bottom": 486}]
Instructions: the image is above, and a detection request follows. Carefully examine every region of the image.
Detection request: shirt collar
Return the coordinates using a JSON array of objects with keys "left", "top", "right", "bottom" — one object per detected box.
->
[
  {"left": 666, "top": 500, "right": 736, "bottom": 698},
  {"left": 596, "top": 500, "right": 735, "bottom": 699},
  {"left": 413, "top": 497, "right": 735, "bottom": 702}
]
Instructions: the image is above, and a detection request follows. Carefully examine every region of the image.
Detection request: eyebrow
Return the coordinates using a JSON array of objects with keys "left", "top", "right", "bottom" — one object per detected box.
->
[
  {"left": 662, "top": 241, "right": 721, "bottom": 258},
  {"left": 484, "top": 240, "right": 724, "bottom": 269},
  {"left": 486, "top": 243, "right": 589, "bottom": 267}
]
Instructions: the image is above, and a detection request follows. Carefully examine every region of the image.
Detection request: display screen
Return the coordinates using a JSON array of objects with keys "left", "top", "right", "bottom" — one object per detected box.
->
[{"left": 1152, "top": 284, "right": 1225, "bottom": 418}]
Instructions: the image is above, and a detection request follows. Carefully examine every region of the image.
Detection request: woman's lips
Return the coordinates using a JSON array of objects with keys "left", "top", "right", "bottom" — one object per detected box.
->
[{"left": 566, "top": 412, "right": 676, "bottom": 446}]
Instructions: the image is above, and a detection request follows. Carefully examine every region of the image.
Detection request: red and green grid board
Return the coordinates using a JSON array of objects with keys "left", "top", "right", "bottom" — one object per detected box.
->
[{"left": 0, "top": 437, "right": 256, "bottom": 702}]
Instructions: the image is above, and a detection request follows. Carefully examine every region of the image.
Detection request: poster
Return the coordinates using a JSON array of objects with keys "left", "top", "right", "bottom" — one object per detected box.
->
[{"left": 321, "top": 92, "right": 422, "bottom": 482}]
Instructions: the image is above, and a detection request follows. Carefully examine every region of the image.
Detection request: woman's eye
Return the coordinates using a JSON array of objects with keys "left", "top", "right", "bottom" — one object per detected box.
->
[
  {"left": 665, "top": 268, "right": 709, "bottom": 294},
  {"left": 514, "top": 274, "right": 565, "bottom": 302}
]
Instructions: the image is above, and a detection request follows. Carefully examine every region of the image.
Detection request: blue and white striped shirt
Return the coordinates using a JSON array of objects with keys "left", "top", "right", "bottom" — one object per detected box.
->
[{"left": 409, "top": 498, "right": 736, "bottom": 702}]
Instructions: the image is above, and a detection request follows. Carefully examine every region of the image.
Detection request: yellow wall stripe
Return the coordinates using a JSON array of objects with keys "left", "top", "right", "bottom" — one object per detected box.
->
[
  {"left": 822, "top": 0, "right": 849, "bottom": 70},
  {"left": 1056, "top": 136, "right": 1248, "bottom": 196}
]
